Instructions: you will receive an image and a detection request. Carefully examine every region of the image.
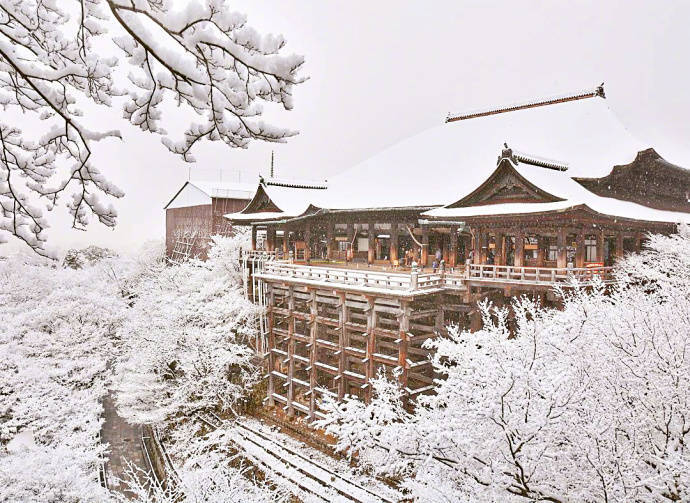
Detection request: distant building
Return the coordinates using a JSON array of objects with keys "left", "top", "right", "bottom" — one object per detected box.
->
[{"left": 164, "top": 181, "right": 255, "bottom": 261}]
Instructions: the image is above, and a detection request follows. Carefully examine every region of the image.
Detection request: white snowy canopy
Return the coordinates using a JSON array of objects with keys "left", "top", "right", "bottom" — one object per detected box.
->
[{"left": 165, "top": 181, "right": 256, "bottom": 209}]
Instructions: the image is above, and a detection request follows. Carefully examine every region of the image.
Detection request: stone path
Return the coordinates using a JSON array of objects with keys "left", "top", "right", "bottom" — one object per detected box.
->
[{"left": 100, "top": 390, "right": 150, "bottom": 498}]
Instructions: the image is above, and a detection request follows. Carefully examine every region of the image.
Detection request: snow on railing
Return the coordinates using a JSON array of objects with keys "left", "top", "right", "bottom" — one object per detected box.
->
[
  {"left": 467, "top": 263, "right": 615, "bottom": 285},
  {"left": 256, "top": 262, "right": 446, "bottom": 292}
]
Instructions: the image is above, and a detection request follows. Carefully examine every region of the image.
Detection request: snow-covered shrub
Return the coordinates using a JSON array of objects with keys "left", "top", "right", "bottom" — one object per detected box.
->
[
  {"left": 114, "top": 235, "right": 261, "bottom": 426},
  {"left": 318, "top": 228, "right": 690, "bottom": 502},
  {"left": 63, "top": 245, "right": 117, "bottom": 269}
]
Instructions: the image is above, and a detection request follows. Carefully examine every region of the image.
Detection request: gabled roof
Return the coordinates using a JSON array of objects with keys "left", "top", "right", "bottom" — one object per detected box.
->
[
  {"left": 164, "top": 180, "right": 255, "bottom": 209},
  {"left": 423, "top": 153, "right": 690, "bottom": 224},
  {"left": 224, "top": 177, "right": 328, "bottom": 223}
]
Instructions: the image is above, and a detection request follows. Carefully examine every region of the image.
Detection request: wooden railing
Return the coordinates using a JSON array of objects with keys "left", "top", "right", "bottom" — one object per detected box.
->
[
  {"left": 257, "top": 262, "right": 445, "bottom": 292},
  {"left": 467, "top": 263, "right": 615, "bottom": 285}
]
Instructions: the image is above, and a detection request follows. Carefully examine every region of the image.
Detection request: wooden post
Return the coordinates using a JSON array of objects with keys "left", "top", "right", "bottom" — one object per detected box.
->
[
  {"left": 597, "top": 229, "right": 605, "bottom": 263},
  {"left": 346, "top": 223, "right": 354, "bottom": 261},
  {"left": 479, "top": 231, "right": 488, "bottom": 264},
  {"left": 337, "top": 293, "right": 347, "bottom": 400},
  {"left": 576, "top": 231, "right": 585, "bottom": 268},
  {"left": 326, "top": 221, "right": 335, "bottom": 260},
  {"left": 421, "top": 226, "right": 429, "bottom": 267},
  {"left": 398, "top": 300, "right": 410, "bottom": 392},
  {"left": 282, "top": 228, "right": 289, "bottom": 254},
  {"left": 449, "top": 226, "right": 458, "bottom": 267},
  {"left": 635, "top": 232, "right": 643, "bottom": 252},
  {"left": 442, "top": 234, "right": 449, "bottom": 264},
  {"left": 266, "top": 285, "right": 275, "bottom": 406},
  {"left": 515, "top": 230, "right": 525, "bottom": 268},
  {"left": 308, "top": 289, "right": 318, "bottom": 420},
  {"left": 266, "top": 227, "right": 276, "bottom": 252},
  {"left": 536, "top": 235, "right": 545, "bottom": 267},
  {"left": 615, "top": 232, "right": 624, "bottom": 260},
  {"left": 557, "top": 228, "right": 567, "bottom": 268},
  {"left": 390, "top": 222, "right": 399, "bottom": 264},
  {"left": 495, "top": 232, "right": 504, "bottom": 266},
  {"left": 365, "top": 297, "right": 376, "bottom": 403},
  {"left": 251, "top": 225, "right": 257, "bottom": 251},
  {"left": 286, "top": 286, "right": 295, "bottom": 417},
  {"left": 304, "top": 223, "right": 311, "bottom": 262},
  {"left": 368, "top": 221, "right": 376, "bottom": 264}
]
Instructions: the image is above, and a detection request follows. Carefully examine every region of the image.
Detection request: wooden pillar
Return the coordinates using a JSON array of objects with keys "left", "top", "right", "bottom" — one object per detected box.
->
[
  {"left": 368, "top": 221, "right": 376, "bottom": 264},
  {"left": 615, "top": 232, "right": 624, "bottom": 260},
  {"left": 304, "top": 223, "right": 311, "bottom": 262},
  {"left": 390, "top": 222, "right": 399, "bottom": 264},
  {"left": 536, "top": 236, "right": 545, "bottom": 267},
  {"left": 326, "top": 221, "right": 335, "bottom": 260},
  {"left": 575, "top": 231, "right": 585, "bottom": 268},
  {"left": 398, "top": 300, "right": 410, "bottom": 391},
  {"left": 557, "top": 228, "right": 567, "bottom": 269},
  {"left": 442, "top": 234, "right": 449, "bottom": 264},
  {"left": 596, "top": 229, "right": 605, "bottom": 263},
  {"left": 449, "top": 226, "right": 458, "bottom": 267},
  {"left": 266, "top": 285, "right": 276, "bottom": 406},
  {"left": 251, "top": 225, "right": 257, "bottom": 251},
  {"left": 515, "top": 230, "right": 525, "bottom": 267},
  {"left": 282, "top": 228, "right": 289, "bottom": 254},
  {"left": 266, "top": 227, "right": 276, "bottom": 252},
  {"left": 365, "top": 297, "right": 376, "bottom": 403},
  {"left": 337, "top": 293, "right": 347, "bottom": 400},
  {"left": 421, "top": 226, "right": 429, "bottom": 266},
  {"left": 308, "top": 289, "right": 318, "bottom": 420},
  {"left": 286, "top": 286, "right": 295, "bottom": 417},
  {"left": 346, "top": 223, "right": 354, "bottom": 261},
  {"left": 495, "top": 232, "right": 504, "bottom": 266},
  {"left": 634, "top": 232, "right": 643, "bottom": 252}
]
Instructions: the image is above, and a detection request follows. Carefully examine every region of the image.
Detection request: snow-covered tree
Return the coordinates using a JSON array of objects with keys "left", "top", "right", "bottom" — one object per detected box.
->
[
  {"left": 0, "top": 1, "right": 305, "bottom": 255},
  {"left": 0, "top": 253, "right": 129, "bottom": 501},
  {"left": 318, "top": 228, "right": 690, "bottom": 502},
  {"left": 114, "top": 234, "right": 261, "bottom": 426}
]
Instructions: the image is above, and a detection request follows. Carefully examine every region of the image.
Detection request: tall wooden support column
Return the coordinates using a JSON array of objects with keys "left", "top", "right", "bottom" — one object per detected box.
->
[
  {"left": 286, "top": 286, "right": 295, "bottom": 417},
  {"left": 575, "top": 231, "right": 585, "bottom": 267},
  {"left": 557, "top": 228, "right": 567, "bottom": 268},
  {"left": 282, "top": 229, "right": 289, "bottom": 254},
  {"left": 515, "top": 230, "right": 525, "bottom": 267},
  {"left": 421, "top": 226, "right": 429, "bottom": 266},
  {"left": 346, "top": 223, "right": 355, "bottom": 261},
  {"left": 308, "top": 289, "right": 318, "bottom": 420},
  {"left": 304, "top": 223, "right": 311, "bottom": 262},
  {"left": 615, "top": 232, "right": 624, "bottom": 261},
  {"left": 472, "top": 229, "right": 481, "bottom": 264},
  {"left": 390, "top": 222, "right": 399, "bottom": 264},
  {"left": 479, "top": 231, "right": 489, "bottom": 264},
  {"left": 337, "top": 293, "right": 347, "bottom": 399},
  {"left": 266, "top": 285, "right": 276, "bottom": 406},
  {"left": 495, "top": 232, "right": 504, "bottom": 266},
  {"left": 596, "top": 231, "right": 606, "bottom": 263},
  {"left": 398, "top": 300, "right": 410, "bottom": 391},
  {"left": 449, "top": 226, "right": 458, "bottom": 267},
  {"left": 634, "top": 232, "right": 643, "bottom": 252},
  {"left": 364, "top": 297, "right": 376, "bottom": 403},
  {"left": 536, "top": 236, "right": 545, "bottom": 267},
  {"left": 266, "top": 227, "right": 276, "bottom": 252},
  {"left": 368, "top": 221, "right": 376, "bottom": 264},
  {"left": 251, "top": 225, "right": 257, "bottom": 250},
  {"left": 326, "top": 221, "right": 335, "bottom": 260}
]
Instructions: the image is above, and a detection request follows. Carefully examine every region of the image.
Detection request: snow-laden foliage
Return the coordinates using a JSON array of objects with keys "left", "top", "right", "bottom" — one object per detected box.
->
[
  {"left": 119, "top": 427, "right": 287, "bottom": 503},
  {"left": 318, "top": 228, "right": 690, "bottom": 503},
  {"left": 0, "top": 254, "right": 128, "bottom": 502},
  {"left": 0, "top": 1, "right": 305, "bottom": 255},
  {"left": 114, "top": 234, "right": 261, "bottom": 426}
]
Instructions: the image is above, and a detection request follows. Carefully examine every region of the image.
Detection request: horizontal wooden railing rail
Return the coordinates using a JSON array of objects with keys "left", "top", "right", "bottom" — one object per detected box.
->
[
  {"left": 257, "top": 262, "right": 446, "bottom": 292},
  {"left": 466, "top": 263, "right": 615, "bottom": 284}
]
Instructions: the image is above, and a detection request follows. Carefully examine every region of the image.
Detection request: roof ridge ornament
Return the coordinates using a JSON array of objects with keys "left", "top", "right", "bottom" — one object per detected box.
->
[{"left": 446, "top": 83, "right": 606, "bottom": 123}]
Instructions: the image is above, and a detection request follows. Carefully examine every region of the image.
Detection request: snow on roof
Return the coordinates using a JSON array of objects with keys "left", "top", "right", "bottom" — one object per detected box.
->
[
  {"left": 315, "top": 95, "right": 647, "bottom": 211},
  {"left": 224, "top": 178, "right": 328, "bottom": 222},
  {"left": 164, "top": 180, "right": 255, "bottom": 209},
  {"left": 424, "top": 158, "right": 690, "bottom": 224}
]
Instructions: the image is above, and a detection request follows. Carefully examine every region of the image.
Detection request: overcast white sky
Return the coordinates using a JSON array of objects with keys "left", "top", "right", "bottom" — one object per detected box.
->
[{"left": 12, "top": 0, "right": 690, "bottom": 253}]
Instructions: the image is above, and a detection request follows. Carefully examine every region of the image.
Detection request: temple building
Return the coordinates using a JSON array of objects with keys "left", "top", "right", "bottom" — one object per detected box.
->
[{"left": 226, "top": 85, "right": 690, "bottom": 419}]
